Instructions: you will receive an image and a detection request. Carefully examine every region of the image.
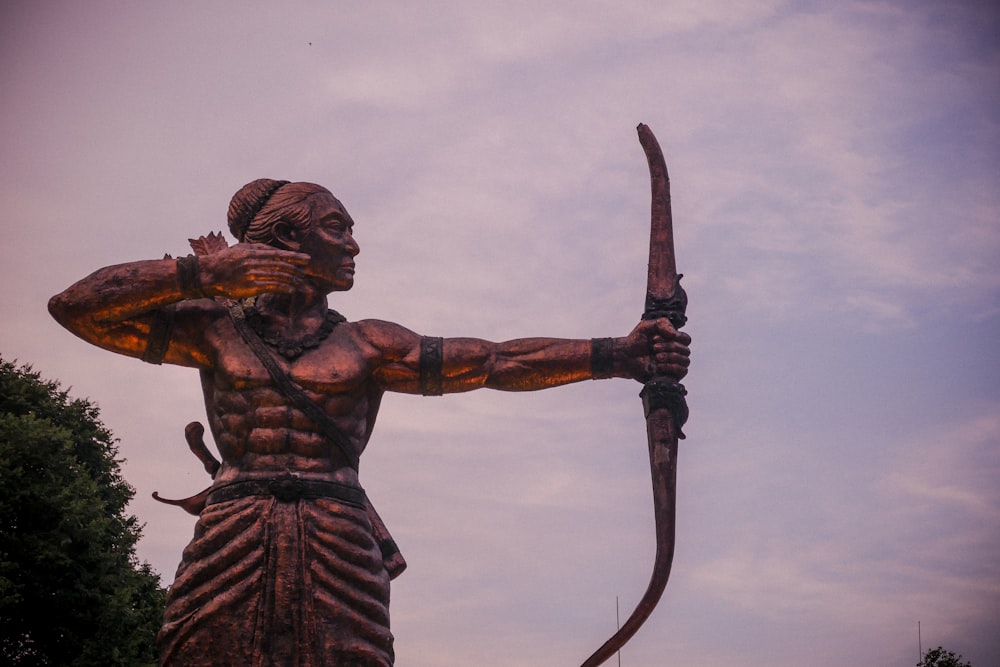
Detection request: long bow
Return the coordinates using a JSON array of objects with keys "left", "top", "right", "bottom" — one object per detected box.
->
[{"left": 580, "top": 124, "right": 689, "bottom": 667}]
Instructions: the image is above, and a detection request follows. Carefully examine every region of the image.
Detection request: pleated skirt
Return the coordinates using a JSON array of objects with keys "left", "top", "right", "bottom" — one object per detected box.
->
[{"left": 158, "top": 495, "right": 394, "bottom": 666}]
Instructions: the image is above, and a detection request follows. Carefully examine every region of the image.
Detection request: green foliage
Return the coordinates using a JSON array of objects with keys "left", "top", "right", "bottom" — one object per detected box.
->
[
  {"left": 919, "top": 646, "right": 972, "bottom": 667},
  {"left": 0, "top": 358, "right": 166, "bottom": 666}
]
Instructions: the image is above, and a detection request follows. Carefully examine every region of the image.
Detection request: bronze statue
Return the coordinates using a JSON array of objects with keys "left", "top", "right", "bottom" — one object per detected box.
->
[{"left": 48, "top": 129, "right": 690, "bottom": 666}]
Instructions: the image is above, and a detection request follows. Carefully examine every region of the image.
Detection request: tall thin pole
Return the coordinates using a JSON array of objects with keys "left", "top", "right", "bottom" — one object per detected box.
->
[
  {"left": 918, "top": 621, "right": 922, "bottom": 663},
  {"left": 616, "top": 596, "right": 621, "bottom": 667}
]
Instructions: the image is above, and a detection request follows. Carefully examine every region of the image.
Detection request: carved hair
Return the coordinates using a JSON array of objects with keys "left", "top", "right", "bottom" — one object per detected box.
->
[{"left": 227, "top": 179, "right": 333, "bottom": 245}]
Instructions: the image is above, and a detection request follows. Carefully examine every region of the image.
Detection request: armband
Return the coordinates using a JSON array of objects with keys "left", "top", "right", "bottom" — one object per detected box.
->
[
  {"left": 590, "top": 337, "right": 616, "bottom": 379},
  {"left": 142, "top": 304, "right": 176, "bottom": 365},
  {"left": 418, "top": 336, "right": 444, "bottom": 396},
  {"left": 176, "top": 255, "right": 205, "bottom": 299}
]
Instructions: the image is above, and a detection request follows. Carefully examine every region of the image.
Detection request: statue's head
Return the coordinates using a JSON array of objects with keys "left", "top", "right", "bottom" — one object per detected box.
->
[{"left": 227, "top": 179, "right": 340, "bottom": 247}]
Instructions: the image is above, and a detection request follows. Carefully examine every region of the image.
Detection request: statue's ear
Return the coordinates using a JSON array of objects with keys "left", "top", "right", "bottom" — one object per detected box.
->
[{"left": 271, "top": 222, "right": 300, "bottom": 251}]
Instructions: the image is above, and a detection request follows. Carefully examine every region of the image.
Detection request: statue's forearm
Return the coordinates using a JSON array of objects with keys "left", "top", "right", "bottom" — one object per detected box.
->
[{"left": 442, "top": 336, "right": 627, "bottom": 392}]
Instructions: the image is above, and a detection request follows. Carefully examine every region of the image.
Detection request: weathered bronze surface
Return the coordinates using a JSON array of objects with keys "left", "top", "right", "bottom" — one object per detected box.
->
[{"left": 48, "top": 133, "right": 691, "bottom": 666}]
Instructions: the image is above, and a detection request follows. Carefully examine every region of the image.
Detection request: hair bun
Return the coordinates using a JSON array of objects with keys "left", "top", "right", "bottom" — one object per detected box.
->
[{"left": 227, "top": 179, "right": 290, "bottom": 241}]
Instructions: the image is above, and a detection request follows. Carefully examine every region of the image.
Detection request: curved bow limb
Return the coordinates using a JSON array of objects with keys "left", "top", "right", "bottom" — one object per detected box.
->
[
  {"left": 580, "top": 383, "right": 683, "bottom": 667},
  {"left": 580, "top": 124, "right": 688, "bottom": 666}
]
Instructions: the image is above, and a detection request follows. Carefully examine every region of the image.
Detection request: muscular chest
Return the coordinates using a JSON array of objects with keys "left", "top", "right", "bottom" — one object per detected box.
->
[{"left": 207, "top": 322, "right": 373, "bottom": 395}]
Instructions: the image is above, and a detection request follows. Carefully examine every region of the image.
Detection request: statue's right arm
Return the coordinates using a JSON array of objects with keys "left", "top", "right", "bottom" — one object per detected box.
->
[{"left": 48, "top": 245, "right": 309, "bottom": 368}]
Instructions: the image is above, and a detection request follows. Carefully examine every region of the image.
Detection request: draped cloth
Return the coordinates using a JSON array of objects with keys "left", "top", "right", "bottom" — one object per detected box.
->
[{"left": 157, "top": 494, "right": 394, "bottom": 666}]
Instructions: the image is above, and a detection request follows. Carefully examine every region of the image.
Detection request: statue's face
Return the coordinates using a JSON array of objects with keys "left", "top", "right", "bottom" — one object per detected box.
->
[{"left": 298, "top": 191, "right": 359, "bottom": 293}]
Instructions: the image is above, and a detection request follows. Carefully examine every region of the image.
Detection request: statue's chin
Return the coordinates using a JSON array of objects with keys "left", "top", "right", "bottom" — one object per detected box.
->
[{"left": 327, "top": 279, "right": 354, "bottom": 294}]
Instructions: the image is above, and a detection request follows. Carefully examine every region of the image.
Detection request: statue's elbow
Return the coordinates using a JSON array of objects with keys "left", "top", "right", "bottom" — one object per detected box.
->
[
  {"left": 48, "top": 290, "right": 80, "bottom": 331},
  {"left": 48, "top": 291, "right": 68, "bottom": 323}
]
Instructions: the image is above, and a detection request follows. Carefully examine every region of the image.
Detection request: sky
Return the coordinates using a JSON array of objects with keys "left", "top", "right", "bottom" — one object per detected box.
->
[{"left": 2, "top": 1, "right": 998, "bottom": 665}]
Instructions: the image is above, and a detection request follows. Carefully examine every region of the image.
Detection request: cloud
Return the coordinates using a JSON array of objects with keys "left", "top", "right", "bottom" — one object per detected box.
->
[
  {"left": 887, "top": 409, "right": 1000, "bottom": 521},
  {"left": 685, "top": 400, "right": 1000, "bottom": 663}
]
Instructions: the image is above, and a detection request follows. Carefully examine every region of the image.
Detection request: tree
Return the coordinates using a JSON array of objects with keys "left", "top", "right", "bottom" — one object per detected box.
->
[
  {"left": 919, "top": 646, "right": 972, "bottom": 667},
  {"left": 0, "top": 357, "right": 166, "bottom": 666}
]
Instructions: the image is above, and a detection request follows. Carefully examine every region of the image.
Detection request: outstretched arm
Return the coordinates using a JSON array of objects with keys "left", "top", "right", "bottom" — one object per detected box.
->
[
  {"left": 48, "top": 244, "right": 309, "bottom": 367},
  {"left": 367, "top": 318, "right": 690, "bottom": 394}
]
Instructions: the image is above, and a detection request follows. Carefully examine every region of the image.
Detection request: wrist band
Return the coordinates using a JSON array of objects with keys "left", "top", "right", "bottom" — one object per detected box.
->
[
  {"left": 176, "top": 255, "right": 205, "bottom": 298},
  {"left": 591, "top": 337, "right": 615, "bottom": 379}
]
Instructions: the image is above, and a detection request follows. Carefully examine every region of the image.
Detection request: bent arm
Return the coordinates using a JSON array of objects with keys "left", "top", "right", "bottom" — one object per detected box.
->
[
  {"left": 48, "top": 257, "right": 216, "bottom": 366},
  {"left": 48, "top": 244, "right": 310, "bottom": 367}
]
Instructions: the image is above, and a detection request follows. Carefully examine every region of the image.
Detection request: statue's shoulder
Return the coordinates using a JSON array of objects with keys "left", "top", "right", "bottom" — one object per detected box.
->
[
  {"left": 350, "top": 317, "right": 418, "bottom": 336},
  {"left": 348, "top": 318, "right": 422, "bottom": 356}
]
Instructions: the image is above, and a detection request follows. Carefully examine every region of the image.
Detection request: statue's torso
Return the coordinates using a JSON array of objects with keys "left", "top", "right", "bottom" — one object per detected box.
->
[{"left": 199, "top": 316, "right": 381, "bottom": 487}]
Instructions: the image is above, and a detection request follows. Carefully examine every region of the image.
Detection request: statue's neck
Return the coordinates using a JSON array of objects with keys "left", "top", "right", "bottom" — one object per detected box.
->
[{"left": 255, "top": 288, "right": 329, "bottom": 330}]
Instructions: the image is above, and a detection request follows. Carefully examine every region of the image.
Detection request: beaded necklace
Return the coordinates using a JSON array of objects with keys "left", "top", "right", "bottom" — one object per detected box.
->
[{"left": 243, "top": 306, "right": 346, "bottom": 360}]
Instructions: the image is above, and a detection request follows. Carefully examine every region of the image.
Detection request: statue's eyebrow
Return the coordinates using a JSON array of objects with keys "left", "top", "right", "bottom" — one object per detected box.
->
[{"left": 319, "top": 209, "right": 352, "bottom": 228}]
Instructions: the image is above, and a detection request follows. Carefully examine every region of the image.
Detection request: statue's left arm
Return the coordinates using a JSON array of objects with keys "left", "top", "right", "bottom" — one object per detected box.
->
[{"left": 361, "top": 318, "right": 690, "bottom": 394}]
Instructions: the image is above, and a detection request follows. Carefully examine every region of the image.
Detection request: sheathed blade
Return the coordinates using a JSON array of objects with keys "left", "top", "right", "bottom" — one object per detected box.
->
[{"left": 637, "top": 124, "right": 686, "bottom": 327}]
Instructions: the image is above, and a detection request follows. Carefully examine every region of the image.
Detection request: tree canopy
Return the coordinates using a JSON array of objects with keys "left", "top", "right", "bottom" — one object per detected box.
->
[
  {"left": 919, "top": 646, "right": 972, "bottom": 667},
  {"left": 0, "top": 357, "right": 165, "bottom": 666}
]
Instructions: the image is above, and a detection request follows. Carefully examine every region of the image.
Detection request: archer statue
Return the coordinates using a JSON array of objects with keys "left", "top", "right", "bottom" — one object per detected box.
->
[{"left": 48, "top": 128, "right": 690, "bottom": 667}]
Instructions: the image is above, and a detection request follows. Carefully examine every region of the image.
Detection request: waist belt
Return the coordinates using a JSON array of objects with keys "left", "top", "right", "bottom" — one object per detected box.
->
[{"left": 206, "top": 477, "right": 367, "bottom": 509}]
